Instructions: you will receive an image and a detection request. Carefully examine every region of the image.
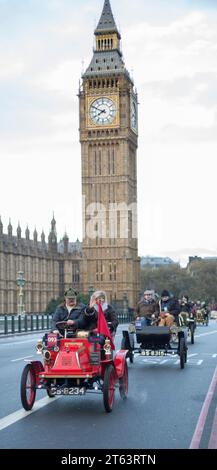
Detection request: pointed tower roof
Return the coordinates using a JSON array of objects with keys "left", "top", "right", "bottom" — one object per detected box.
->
[
  {"left": 25, "top": 225, "right": 30, "bottom": 240},
  {"left": 33, "top": 227, "right": 38, "bottom": 242},
  {"left": 51, "top": 213, "right": 57, "bottom": 234},
  {"left": 17, "top": 222, "right": 21, "bottom": 239},
  {"left": 8, "top": 218, "right": 13, "bottom": 237},
  {"left": 83, "top": 0, "right": 128, "bottom": 78},
  {"left": 95, "top": 0, "right": 120, "bottom": 37}
]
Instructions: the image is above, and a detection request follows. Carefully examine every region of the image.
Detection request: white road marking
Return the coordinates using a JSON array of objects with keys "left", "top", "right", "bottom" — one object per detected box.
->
[
  {"left": 188, "top": 353, "right": 198, "bottom": 358},
  {"left": 0, "top": 396, "right": 59, "bottom": 431},
  {"left": 0, "top": 338, "right": 41, "bottom": 347},
  {"left": 159, "top": 360, "right": 168, "bottom": 365},
  {"left": 197, "top": 360, "right": 203, "bottom": 365},
  {"left": 195, "top": 330, "right": 217, "bottom": 338},
  {"left": 174, "top": 360, "right": 180, "bottom": 365},
  {"left": 212, "top": 354, "right": 217, "bottom": 358},
  {"left": 142, "top": 359, "right": 158, "bottom": 364},
  {"left": 11, "top": 355, "right": 33, "bottom": 362}
]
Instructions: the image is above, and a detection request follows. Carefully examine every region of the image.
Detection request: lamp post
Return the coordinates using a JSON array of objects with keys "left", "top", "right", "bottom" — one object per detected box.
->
[
  {"left": 88, "top": 285, "right": 94, "bottom": 299},
  {"left": 16, "top": 271, "right": 26, "bottom": 316},
  {"left": 123, "top": 292, "right": 128, "bottom": 320}
]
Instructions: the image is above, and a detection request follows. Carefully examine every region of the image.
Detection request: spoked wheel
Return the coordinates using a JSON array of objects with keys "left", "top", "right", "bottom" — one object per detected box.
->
[
  {"left": 103, "top": 365, "right": 116, "bottom": 413},
  {"left": 119, "top": 360, "right": 128, "bottom": 400},
  {"left": 179, "top": 337, "right": 186, "bottom": 369},
  {"left": 20, "top": 364, "right": 36, "bottom": 410},
  {"left": 189, "top": 323, "right": 194, "bottom": 344}
]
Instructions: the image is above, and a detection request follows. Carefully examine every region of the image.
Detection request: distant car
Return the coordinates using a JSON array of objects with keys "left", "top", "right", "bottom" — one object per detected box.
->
[{"left": 210, "top": 310, "right": 217, "bottom": 319}]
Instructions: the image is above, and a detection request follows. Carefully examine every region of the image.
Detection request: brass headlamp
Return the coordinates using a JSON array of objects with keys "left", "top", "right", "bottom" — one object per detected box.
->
[{"left": 36, "top": 339, "right": 44, "bottom": 354}]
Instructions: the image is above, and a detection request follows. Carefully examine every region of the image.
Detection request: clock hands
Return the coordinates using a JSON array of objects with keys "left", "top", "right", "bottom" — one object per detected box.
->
[
  {"left": 97, "top": 108, "right": 106, "bottom": 116},
  {"left": 90, "top": 98, "right": 116, "bottom": 124},
  {"left": 91, "top": 105, "right": 106, "bottom": 116}
]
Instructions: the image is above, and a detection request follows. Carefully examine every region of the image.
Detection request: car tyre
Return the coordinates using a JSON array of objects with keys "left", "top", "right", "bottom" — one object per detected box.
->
[
  {"left": 20, "top": 364, "right": 36, "bottom": 411},
  {"left": 121, "top": 336, "right": 134, "bottom": 363},
  {"left": 190, "top": 323, "right": 194, "bottom": 344},
  {"left": 103, "top": 365, "right": 116, "bottom": 413},
  {"left": 179, "top": 338, "right": 185, "bottom": 369},
  {"left": 119, "top": 360, "right": 128, "bottom": 400}
]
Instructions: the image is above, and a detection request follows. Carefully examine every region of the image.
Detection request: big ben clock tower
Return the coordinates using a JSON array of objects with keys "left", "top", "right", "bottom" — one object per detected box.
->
[{"left": 79, "top": 0, "right": 140, "bottom": 307}]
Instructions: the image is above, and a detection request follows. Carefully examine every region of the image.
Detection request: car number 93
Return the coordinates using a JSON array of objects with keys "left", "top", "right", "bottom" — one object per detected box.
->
[{"left": 51, "top": 387, "right": 86, "bottom": 396}]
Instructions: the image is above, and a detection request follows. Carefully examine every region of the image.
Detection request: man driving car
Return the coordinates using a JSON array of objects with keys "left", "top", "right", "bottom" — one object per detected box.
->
[{"left": 52, "top": 288, "right": 86, "bottom": 335}]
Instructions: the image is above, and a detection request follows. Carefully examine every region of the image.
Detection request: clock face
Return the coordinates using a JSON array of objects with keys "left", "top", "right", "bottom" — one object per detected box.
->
[
  {"left": 89, "top": 97, "right": 116, "bottom": 125},
  {"left": 131, "top": 101, "right": 137, "bottom": 129}
]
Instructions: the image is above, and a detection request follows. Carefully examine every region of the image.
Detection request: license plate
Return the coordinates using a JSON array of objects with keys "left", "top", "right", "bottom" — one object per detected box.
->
[
  {"left": 50, "top": 387, "right": 86, "bottom": 396},
  {"left": 141, "top": 350, "right": 166, "bottom": 357}
]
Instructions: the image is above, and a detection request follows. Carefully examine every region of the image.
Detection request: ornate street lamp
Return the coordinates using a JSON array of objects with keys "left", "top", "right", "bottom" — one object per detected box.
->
[{"left": 16, "top": 271, "right": 26, "bottom": 316}]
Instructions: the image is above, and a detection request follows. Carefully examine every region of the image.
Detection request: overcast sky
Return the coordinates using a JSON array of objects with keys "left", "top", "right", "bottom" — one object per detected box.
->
[{"left": 0, "top": 0, "right": 217, "bottom": 266}]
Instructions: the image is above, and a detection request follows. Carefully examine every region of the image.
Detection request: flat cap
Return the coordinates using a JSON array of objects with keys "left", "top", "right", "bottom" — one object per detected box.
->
[{"left": 64, "top": 288, "right": 77, "bottom": 298}]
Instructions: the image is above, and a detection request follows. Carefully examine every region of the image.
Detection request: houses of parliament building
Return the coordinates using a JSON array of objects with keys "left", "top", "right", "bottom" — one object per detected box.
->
[{"left": 0, "top": 0, "right": 140, "bottom": 315}]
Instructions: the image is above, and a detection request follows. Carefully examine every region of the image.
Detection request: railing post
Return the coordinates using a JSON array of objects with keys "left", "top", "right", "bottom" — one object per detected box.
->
[
  {"left": 11, "top": 315, "right": 15, "bottom": 334},
  {"left": 42, "top": 315, "right": 44, "bottom": 330},
  {"left": 36, "top": 314, "right": 39, "bottom": 330},
  {"left": 4, "top": 315, "right": 8, "bottom": 335},
  {"left": 46, "top": 315, "right": 50, "bottom": 330},
  {"left": 24, "top": 315, "right": 28, "bottom": 332},
  {"left": 18, "top": 315, "right": 21, "bottom": 333},
  {"left": 30, "top": 315, "right": 34, "bottom": 331}
]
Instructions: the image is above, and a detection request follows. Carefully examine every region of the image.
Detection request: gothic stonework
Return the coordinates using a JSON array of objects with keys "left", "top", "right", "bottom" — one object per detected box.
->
[
  {"left": 79, "top": 0, "right": 140, "bottom": 306},
  {"left": 0, "top": 217, "right": 82, "bottom": 314}
]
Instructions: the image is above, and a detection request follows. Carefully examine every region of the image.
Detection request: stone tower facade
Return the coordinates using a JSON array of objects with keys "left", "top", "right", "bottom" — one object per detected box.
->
[
  {"left": 0, "top": 217, "right": 82, "bottom": 315},
  {"left": 79, "top": 0, "right": 140, "bottom": 306}
]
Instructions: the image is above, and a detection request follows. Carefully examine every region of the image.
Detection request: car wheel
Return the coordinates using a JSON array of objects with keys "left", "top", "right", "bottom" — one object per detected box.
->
[
  {"left": 190, "top": 324, "right": 194, "bottom": 344},
  {"left": 103, "top": 365, "right": 116, "bottom": 413},
  {"left": 20, "top": 364, "right": 36, "bottom": 411},
  {"left": 119, "top": 360, "right": 128, "bottom": 399},
  {"left": 179, "top": 338, "right": 185, "bottom": 369}
]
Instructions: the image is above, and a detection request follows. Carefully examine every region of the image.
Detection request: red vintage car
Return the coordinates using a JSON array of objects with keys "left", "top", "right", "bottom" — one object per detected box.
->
[{"left": 20, "top": 322, "right": 128, "bottom": 413}]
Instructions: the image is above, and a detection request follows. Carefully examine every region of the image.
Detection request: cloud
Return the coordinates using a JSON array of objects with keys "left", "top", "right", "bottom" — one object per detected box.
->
[
  {"left": 1, "top": 0, "right": 217, "bottom": 258},
  {"left": 157, "top": 123, "right": 217, "bottom": 142},
  {"left": 144, "top": 72, "right": 217, "bottom": 109},
  {"left": 124, "top": 10, "right": 217, "bottom": 85}
]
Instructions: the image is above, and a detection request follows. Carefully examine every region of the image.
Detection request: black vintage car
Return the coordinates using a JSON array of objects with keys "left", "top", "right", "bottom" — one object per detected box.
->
[{"left": 121, "top": 320, "right": 188, "bottom": 369}]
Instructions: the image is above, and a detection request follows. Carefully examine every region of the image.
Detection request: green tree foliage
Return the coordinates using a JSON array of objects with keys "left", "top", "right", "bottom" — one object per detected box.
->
[
  {"left": 187, "top": 261, "right": 217, "bottom": 303},
  {"left": 45, "top": 297, "right": 64, "bottom": 314},
  {"left": 140, "top": 260, "right": 217, "bottom": 302},
  {"left": 77, "top": 293, "right": 90, "bottom": 305}
]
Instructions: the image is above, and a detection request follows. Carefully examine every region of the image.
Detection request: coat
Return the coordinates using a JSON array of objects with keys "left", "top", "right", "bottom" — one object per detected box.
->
[
  {"left": 52, "top": 303, "right": 87, "bottom": 332},
  {"left": 84, "top": 304, "right": 119, "bottom": 332},
  {"left": 134, "top": 299, "right": 159, "bottom": 320}
]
